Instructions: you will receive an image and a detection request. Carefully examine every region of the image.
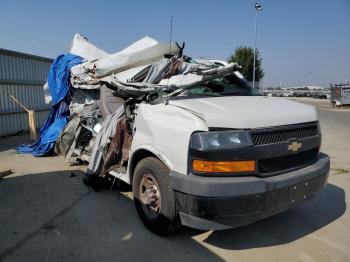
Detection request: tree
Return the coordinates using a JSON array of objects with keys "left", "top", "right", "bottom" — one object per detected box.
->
[{"left": 227, "top": 46, "right": 264, "bottom": 82}]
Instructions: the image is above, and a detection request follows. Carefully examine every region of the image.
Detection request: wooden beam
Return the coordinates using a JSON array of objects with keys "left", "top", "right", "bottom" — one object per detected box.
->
[{"left": 0, "top": 170, "right": 12, "bottom": 179}]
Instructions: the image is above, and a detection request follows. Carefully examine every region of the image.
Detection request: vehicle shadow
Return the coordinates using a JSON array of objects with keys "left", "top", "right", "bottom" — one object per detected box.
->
[
  {"left": 0, "top": 170, "right": 222, "bottom": 262},
  {"left": 0, "top": 170, "right": 345, "bottom": 262},
  {"left": 202, "top": 183, "right": 346, "bottom": 250}
]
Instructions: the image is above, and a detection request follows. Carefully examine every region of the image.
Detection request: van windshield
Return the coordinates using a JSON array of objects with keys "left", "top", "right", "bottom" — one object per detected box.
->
[{"left": 172, "top": 73, "right": 259, "bottom": 98}]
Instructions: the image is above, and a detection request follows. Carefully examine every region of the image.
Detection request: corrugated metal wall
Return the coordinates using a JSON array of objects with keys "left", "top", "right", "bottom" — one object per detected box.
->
[{"left": 0, "top": 48, "right": 53, "bottom": 136}]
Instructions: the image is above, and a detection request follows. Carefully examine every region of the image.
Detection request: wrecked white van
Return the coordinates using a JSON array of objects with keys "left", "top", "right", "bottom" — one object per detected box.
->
[
  {"left": 105, "top": 74, "right": 330, "bottom": 235},
  {"left": 41, "top": 34, "right": 329, "bottom": 235}
]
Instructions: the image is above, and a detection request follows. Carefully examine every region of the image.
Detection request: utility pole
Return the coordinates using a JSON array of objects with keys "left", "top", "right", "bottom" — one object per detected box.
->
[{"left": 253, "top": 3, "right": 262, "bottom": 92}]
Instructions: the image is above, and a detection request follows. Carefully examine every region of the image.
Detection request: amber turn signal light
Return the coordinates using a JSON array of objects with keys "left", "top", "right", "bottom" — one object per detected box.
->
[{"left": 192, "top": 160, "right": 256, "bottom": 173}]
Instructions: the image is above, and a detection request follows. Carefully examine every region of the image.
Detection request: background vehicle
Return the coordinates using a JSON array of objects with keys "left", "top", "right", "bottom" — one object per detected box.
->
[{"left": 330, "top": 83, "right": 350, "bottom": 106}]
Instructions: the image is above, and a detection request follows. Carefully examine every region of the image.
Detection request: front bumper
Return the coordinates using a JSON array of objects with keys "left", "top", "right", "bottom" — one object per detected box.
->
[{"left": 170, "top": 153, "right": 330, "bottom": 230}]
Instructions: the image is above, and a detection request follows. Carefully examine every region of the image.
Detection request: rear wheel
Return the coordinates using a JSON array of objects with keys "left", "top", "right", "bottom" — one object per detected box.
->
[{"left": 132, "top": 157, "right": 179, "bottom": 235}]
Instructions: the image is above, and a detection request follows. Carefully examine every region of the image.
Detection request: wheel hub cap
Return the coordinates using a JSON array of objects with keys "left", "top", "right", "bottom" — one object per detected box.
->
[{"left": 139, "top": 173, "right": 161, "bottom": 219}]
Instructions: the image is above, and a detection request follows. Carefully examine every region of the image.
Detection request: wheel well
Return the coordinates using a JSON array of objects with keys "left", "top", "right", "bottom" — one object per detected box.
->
[{"left": 130, "top": 149, "right": 158, "bottom": 183}]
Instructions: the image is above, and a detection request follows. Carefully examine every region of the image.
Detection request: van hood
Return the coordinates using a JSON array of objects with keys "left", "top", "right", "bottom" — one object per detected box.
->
[{"left": 169, "top": 96, "right": 318, "bottom": 129}]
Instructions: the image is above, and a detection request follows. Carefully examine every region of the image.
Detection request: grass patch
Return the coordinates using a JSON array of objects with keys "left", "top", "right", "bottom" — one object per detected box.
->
[{"left": 331, "top": 167, "right": 350, "bottom": 175}]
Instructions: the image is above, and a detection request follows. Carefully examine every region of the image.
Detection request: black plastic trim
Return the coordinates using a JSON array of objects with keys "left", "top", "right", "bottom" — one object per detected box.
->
[
  {"left": 176, "top": 171, "right": 327, "bottom": 230},
  {"left": 171, "top": 153, "right": 330, "bottom": 198}
]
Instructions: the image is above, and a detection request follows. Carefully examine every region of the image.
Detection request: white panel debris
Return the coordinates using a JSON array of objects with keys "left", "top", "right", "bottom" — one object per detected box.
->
[
  {"left": 95, "top": 36, "right": 180, "bottom": 76},
  {"left": 70, "top": 36, "right": 181, "bottom": 89},
  {"left": 159, "top": 74, "right": 203, "bottom": 88},
  {"left": 113, "top": 64, "right": 151, "bottom": 83},
  {"left": 43, "top": 82, "right": 52, "bottom": 104},
  {"left": 69, "top": 33, "right": 108, "bottom": 61}
]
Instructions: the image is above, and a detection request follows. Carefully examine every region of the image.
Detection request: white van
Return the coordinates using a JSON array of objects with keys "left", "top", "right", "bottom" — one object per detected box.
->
[{"left": 108, "top": 73, "right": 330, "bottom": 235}]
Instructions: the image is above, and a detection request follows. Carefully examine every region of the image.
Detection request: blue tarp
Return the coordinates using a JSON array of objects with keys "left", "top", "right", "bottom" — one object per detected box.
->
[
  {"left": 48, "top": 54, "right": 84, "bottom": 105},
  {"left": 17, "top": 53, "right": 83, "bottom": 156}
]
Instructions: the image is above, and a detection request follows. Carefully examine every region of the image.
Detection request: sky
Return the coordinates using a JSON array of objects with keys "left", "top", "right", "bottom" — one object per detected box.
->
[{"left": 0, "top": 0, "right": 349, "bottom": 87}]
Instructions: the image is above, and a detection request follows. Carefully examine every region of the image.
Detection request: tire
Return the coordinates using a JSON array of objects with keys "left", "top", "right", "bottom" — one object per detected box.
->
[{"left": 132, "top": 157, "right": 179, "bottom": 235}]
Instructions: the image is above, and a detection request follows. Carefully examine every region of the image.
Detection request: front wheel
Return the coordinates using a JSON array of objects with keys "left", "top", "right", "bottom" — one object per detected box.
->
[{"left": 132, "top": 157, "right": 179, "bottom": 235}]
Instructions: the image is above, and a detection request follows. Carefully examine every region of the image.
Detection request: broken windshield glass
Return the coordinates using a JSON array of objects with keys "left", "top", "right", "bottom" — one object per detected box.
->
[{"left": 171, "top": 73, "right": 256, "bottom": 98}]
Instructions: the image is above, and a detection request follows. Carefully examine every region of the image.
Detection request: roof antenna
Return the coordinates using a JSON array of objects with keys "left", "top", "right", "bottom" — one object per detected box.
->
[
  {"left": 164, "top": 15, "right": 174, "bottom": 106},
  {"left": 168, "top": 15, "right": 173, "bottom": 54}
]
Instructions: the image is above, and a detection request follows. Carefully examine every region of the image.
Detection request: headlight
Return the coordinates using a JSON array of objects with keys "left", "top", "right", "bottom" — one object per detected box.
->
[{"left": 190, "top": 130, "right": 252, "bottom": 150}]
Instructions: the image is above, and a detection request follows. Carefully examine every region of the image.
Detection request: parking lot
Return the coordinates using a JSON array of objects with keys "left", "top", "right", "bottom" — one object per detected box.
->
[{"left": 0, "top": 98, "right": 349, "bottom": 262}]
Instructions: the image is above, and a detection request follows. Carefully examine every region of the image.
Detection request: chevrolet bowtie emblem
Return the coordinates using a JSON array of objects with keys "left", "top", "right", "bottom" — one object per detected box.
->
[{"left": 288, "top": 141, "right": 302, "bottom": 152}]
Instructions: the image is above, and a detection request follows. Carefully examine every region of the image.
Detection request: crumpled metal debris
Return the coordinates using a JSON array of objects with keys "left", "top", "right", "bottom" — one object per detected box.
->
[
  {"left": 101, "top": 117, "right": 132, "bottom": 175},
  {"left": 36, "top": 32, "right": 245, "bottom": 176},
  {"left": 69, "top": 89, "right": 100, "bottom": 116},
  {"left": 87, "top": 106, "right": 124, "bottom": 174},
  {"left": 102, "top": 62, "right": 239, "bottom": 99}
]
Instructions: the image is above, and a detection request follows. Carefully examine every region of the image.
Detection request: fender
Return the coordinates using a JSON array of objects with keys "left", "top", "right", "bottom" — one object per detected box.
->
[{"left": 127, "top": 144, "right": 175, "bottom": 184}]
